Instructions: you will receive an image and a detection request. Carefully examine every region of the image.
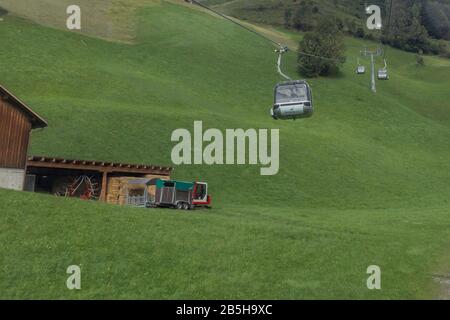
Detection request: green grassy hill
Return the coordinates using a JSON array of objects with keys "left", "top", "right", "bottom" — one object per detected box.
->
[{"left": 0, "top": 0, "right": 449, "bottom": 299}]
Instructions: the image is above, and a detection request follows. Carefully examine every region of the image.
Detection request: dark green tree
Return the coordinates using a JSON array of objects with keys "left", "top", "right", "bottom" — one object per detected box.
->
[
  {"left": 284, "top": 8, "right": 293, "bottom": 28},
  {"left": 423, "top": 1, "right": 450, "bottom": 40},
  {"left": 383, "top": 0, "right": 432, "bottom": 53},
  {"left": 297, "top": 16, "right": 346, "bottom": 77},
  {"left": 292, "top": 0, "right": 320, "bottom": 31},
  {"left": 0, "top": 6, "right": 8, "bottom": 16}
]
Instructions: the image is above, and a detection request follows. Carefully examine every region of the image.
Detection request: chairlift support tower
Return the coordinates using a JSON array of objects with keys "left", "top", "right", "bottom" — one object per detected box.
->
[{"left": 361, "top": 46, "right": 382, "bottom": 93}]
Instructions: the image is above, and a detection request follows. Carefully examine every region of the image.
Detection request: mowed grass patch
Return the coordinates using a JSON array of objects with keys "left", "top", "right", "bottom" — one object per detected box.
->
[
  {"left": 0, "top": 0, "right": 160, "bottom": 42},
  {"left": 1, "top": 189, "right": 450, "bottom": 299}
]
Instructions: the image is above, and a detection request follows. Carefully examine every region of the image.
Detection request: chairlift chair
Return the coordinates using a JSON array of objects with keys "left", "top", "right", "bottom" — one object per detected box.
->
[
  {"left": 377, "top": 68, "right": 389, "bottom": 80},
  {"left": 356, "top": 58, "right": 365, "bottom": 74},
  {"left": 271, "top": 80, "right": 314, "bottom": 120},
  {"left": 356, "top": 65, "right": 366, "bottom": 74},
  {"left": 378, "top": 59, "right": 389, "bottom": 80}
]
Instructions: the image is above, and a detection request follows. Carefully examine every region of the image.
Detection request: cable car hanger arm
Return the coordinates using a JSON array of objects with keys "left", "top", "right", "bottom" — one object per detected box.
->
[{"left": 276, "top": 46, "right": 291, "bottom": 80}]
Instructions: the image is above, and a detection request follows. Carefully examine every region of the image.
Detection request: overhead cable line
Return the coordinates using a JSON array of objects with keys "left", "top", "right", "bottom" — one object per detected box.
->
[
  {"left": 188, "top": 0, "right": 345, "bottom": 63},
  {"left": 188, "top": 0, "right": 282, "bottom": 48}
]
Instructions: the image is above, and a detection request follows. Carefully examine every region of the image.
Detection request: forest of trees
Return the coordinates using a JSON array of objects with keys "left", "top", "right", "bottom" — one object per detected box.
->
[
  {"left": 381, "top": 0, "right": 449, "bottom": 55},
  {"left": 283, "top": 0, "right": 450, "bottom": 57},
  {"left": 206, "top": 0, "right": 449, "bottom": 57},
  {"left": 422, "top": 0, "right": 450, "bottom": 40}
]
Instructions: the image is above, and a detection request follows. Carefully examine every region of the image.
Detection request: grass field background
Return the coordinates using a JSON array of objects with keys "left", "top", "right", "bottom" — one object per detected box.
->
[{"left": 0, "top": 0, "right": 449, "bottom": 299}]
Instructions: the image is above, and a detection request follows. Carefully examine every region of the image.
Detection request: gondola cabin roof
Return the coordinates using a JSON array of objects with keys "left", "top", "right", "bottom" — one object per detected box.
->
[
  {"left": 0, "top": 85, "right": 47, "bottom": 129},
  {"left": 275, "top": 80, "right": 309, "bottom": 88}
]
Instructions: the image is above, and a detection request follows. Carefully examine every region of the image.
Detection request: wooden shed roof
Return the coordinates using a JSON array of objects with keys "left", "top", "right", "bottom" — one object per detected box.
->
[
  {"left": 27, "top": 156, "right": 173, "bottom": 176},
  {"left": 0, "top": 85, "right": 48, "bottom": 129}
]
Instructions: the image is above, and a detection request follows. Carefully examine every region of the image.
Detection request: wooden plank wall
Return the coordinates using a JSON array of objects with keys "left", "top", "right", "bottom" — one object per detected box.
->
[{"left": 0, "top": 99, "right": 32, "bottom": 169}]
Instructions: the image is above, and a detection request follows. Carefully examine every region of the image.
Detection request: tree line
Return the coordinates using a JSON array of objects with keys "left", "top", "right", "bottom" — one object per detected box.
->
[{"left": 284, "top": 0, "right": 449, "bottom": 57}]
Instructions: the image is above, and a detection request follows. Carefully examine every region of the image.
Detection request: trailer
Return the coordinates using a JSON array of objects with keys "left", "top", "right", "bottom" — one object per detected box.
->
[
  {"left": 125, "top": 178, "right": 211, "bottom": 210},
  {"left": 152, "top": 179, "right": 211, "bottom": 210}
]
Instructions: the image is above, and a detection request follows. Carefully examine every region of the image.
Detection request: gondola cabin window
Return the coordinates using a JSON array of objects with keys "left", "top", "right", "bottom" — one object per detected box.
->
[{"left": 276, "top": 84, "right": 309, "bottom": 103}]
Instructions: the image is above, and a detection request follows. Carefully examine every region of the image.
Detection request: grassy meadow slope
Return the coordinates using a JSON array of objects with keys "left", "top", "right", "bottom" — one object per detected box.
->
[
  {"left": 0, "top": 0, "right": 160, "bottom": 42},
  {"left": 0, "top": 0, "right": 449, "bottom": 298}
]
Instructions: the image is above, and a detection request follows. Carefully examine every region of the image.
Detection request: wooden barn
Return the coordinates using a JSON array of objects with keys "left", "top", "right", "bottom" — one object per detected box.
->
[{"left": 0, "top": 85, "right": 47, "bottom": 190}]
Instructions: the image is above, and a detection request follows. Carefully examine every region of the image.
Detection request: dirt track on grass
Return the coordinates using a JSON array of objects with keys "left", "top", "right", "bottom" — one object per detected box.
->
[{"left": 432, "top": 273, "right": 450, "bottom": 300}]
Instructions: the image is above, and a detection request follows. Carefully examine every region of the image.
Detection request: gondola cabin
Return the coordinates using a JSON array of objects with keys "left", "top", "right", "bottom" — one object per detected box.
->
[
  {"left": 356, "top": 65, "right": 366, "bottom": 74},
  {"left": 378, "top": 69, "right": 389, "bottom": 80},
  {"left": 271, "top": 80, "right": 313, "bottom": 120}
]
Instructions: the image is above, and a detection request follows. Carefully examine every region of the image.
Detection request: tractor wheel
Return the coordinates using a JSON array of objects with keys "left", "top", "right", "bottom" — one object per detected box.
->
[
  {"left": 183, "top": 203, "right": 190, "bottom": 210},
  {"left": 176, "top": 202, "right": 183, "bottom": 210}
]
